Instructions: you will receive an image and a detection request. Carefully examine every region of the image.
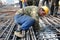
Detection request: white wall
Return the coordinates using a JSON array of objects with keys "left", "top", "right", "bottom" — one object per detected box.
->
[
  {"left": 13, "top": 0, "right": 19, "bottom": 4},
  {"left": 1, "top": 0, "right": 7, "bottom": 5},
  {"left": 1, "top": 0, "right": 19, "bottom": 5}
]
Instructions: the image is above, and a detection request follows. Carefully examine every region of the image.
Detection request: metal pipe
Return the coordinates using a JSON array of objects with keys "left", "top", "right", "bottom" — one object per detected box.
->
[
  {"left": 46, "top": 17, "right": 58, "bottom": 25},
  {"left": 39, "top": 17, "right": 59, "bottom": 40},
  {"left": 12, "top": 24, "right": 18, "bottom": 40},
  {"left": 0, "top": 20, "right": 13, "bottom": 37},
  {"left": 39, "top": 36, "right": 60, "bottom": 39},
  {"left": 4, "top": 23, "right": 15, "bottom": 40},
  {"left": 48, "top": 16, "right": 60, "bottom": 24},
  {"left": 0, "top": 19, "right": 10, "bottom": 31},
  {"left": 30, "top": 27, "right": 37, "bottom": 40},
  {"left": 12, "top": 35, "right": 17, "bottom": 40},
  {"left": 51, "top": 15, "right": 60, "bottom": 22},
  {"left": 41, "top": 17, "right": 52, "bottom": 25},
  {"left": 26, "top": 30, "right": 30, "bottom": 40}
]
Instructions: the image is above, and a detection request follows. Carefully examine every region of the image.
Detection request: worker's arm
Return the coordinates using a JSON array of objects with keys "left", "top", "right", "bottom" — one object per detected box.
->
[
  {"left": 15, "top": 6, "right": 31, "bottom": 15},
  {"left": 15, "top": 9, "right": 24, "bottom": 15}
]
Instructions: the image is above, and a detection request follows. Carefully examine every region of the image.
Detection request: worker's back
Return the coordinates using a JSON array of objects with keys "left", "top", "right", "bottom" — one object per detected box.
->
[
  {"left": 16, "top": 6, "right": 39, "bottom": 21},
  {"left": 15, "top": 6, "right": 39, "bottom": 31}
]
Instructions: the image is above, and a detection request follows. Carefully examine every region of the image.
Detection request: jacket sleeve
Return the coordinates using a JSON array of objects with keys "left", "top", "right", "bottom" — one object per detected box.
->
[{"left": 15, "top": 9, "right": 24, "bottom": 15}]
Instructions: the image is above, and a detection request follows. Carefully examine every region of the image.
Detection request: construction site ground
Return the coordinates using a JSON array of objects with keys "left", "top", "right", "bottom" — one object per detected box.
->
[{"left": 0, "top": 5, "right": 60, "bottom": 40}]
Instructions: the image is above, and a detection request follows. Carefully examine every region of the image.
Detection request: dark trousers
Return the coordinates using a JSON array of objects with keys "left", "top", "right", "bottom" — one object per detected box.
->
[
  {"left": 42, "top": 0, "right": 49, "bottom": 7},
  {"left": 27, "top": 1, "right": 33, "bottom": 6},
  {"left": 50, "top": 0, "right": 59, "bottom": 15},
  {"left": 19, "top": 1, "right": 22, "bottom": 8}
]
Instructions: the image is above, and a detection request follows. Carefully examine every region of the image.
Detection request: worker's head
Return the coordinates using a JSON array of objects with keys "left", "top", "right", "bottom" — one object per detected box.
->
[{"left": 38, "top": 6, "right": 49, "bottom": 16}]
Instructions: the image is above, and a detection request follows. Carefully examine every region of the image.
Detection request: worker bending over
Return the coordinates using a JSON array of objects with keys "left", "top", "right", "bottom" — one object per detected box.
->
[{"left": 14, "top": 6, "right": 49, "bottom": 38}]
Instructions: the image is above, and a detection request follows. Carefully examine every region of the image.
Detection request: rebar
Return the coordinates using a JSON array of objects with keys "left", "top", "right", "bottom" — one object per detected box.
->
[
  {"left": 4, "top": 23, "right": 15, "bottom": 40},
  {"left": 0, "top": 13, "right": 60, "bottom": 40},
  {"left": 12, "top": 35, "right": 17, "bottom": 40},
  {"left": 0, "top": 19, "right": 13, "bottom": 37},
  {"left": 30, "top": 27, "right": 37, "bottom": 40},
  {"left": 38, "top": 16, "right": 60, "bottom": 40},
  {"left": 26, "top": 30, "right": 30, "bottom": 40},
  {"left": 0, "top": 19, "right": 11, "bottom": 31}
]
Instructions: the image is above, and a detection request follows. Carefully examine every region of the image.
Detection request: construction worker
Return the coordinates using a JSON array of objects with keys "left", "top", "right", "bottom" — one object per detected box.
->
[
  {"left": 19, "top": 0, "right": 27, "bottom": 8},
  {"left": 19, "top": 0, "right": 22, "bottom": 8},
  {"left": 50, "top": 0, "right": 59, "bottom": 16},
  {"left": 14, "top": 6, "right": 49, "bottom": 38}
]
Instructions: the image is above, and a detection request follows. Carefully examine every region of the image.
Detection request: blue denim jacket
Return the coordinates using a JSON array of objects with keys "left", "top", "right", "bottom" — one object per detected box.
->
[{"left": 14, "top": 14, "right": 35, "bottom": 30}]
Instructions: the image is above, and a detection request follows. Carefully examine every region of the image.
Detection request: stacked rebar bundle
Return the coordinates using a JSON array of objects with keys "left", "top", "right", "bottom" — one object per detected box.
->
[
  {"left": 12, "top": 26, "right": 37, "bottom": 40},
  {"left": 0, "top": 13, "right": 37, "bottom": 40},
  {"left": 36, "top": 15, "right": 60, "bottom": 40},
  {"left": 0, "top": 13, "right": 60, "bottom": 40}
]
